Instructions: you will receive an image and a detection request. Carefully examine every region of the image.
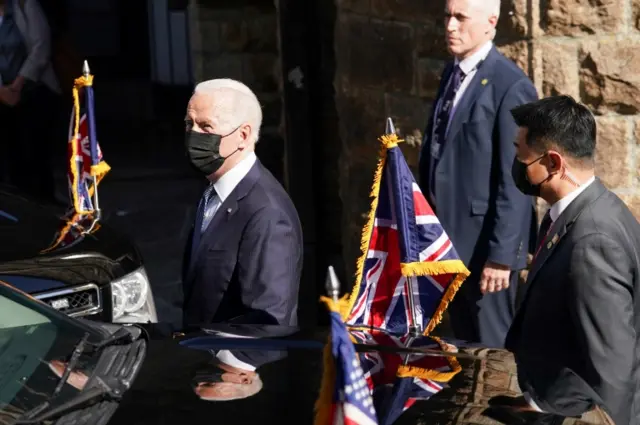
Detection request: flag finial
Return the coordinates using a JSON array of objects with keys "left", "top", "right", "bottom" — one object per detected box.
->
[
  {"left": 82, "top": 60, "right": 90, "bottom": 77},
  {"left": 385, "top": 117, "right": 396, "bottom": 135},
  {"left": 325, "top": 266, "right": 340, "bottom": 302}
]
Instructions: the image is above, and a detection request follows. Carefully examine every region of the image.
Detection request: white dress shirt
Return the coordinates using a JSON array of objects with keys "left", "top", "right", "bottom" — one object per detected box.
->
[
  {"left": 524, "top": 174, "right": 596, "bottom": 412},
  {"left": 445, "top": 40, "right": 494, "bottom": 137},
  {"left": 204, "top": 151, "right": 257, "bottom": 228}
]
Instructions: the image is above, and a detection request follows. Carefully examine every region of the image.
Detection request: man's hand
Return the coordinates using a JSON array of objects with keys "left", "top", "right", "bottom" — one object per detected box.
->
[
  {"left": 480, "top": 261, "right": 511, "bottom": 294},
  {"left": 0, "top": 86, "right": 20, "bottom": 106}
]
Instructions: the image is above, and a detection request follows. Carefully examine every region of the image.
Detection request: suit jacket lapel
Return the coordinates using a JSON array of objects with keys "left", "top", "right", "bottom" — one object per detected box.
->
[
  {"left": 526, "top": 178, "right": 607, "bottom": 285},
  {"left": 508, "top": 179, "right": 607, "bottom": 345},
  {"left": 441, "top": 47, "right": 498, "bottom": 157},
  {"left": 186, "top": 160, "right": 263, "bottom": 278}
]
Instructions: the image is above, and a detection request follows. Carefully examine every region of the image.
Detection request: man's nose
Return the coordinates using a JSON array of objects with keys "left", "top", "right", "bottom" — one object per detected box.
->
[{"left": 446, "top": 17, "right": 458, "bottom": 32}]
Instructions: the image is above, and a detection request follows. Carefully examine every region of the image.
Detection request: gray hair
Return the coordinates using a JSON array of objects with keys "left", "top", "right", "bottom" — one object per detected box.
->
[{"left": 194, "top": 78, "right": 263, "bottom": 144}]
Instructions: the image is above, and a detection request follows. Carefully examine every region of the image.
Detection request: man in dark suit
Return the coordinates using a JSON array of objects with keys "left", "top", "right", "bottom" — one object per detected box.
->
[
  {"left": 418, "top": 0, "right": 538, "bottom": 347},
  {"left": 182, "top": 78, "right": 303, "bottom": 328},
  {"left": 503, "top": 95, "right": 640, "bottom": 425}
]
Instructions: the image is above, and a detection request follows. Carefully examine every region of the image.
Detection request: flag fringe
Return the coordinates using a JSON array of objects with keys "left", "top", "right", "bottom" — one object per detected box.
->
[
  {"left": 396, "top": 336, "right": 462, "bottom": 382},
  {"left": 69, "top": 73, "right": 110, "bottom": 214},
  {"left": 399, "top": 260, "right": 470, "bottom": 335},
  {"left": 314, "top": 296, "right": 349, "bottom": 425},
  {"left": 344, "top": 134, "right": 404, "bottom": 321}
]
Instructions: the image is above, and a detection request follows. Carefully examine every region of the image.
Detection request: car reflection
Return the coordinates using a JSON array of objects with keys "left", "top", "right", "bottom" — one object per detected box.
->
[{"left": 181, "top": 323, "right": 293, "bottom": 402}]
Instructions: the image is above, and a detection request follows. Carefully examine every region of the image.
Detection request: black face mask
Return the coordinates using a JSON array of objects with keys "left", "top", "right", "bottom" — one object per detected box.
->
[
  {"left": 511, "top": 154, "right": 546, "bottom": 197},
  {"left": 185, "top": 127, "right": 240, "bottom": 176}
]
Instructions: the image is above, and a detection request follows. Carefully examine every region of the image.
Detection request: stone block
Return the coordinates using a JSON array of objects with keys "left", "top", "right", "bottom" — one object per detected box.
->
[
  {"left": 197, "top": 20, "right": 221, "bottom": 53},
  {"left": 539, "top": 41, "right": 579, "bottom": 98},
  {"left": 370, "top": 0, "right": 441, "bottom": 22},
  {"left": 634, "top": 0, "right": 640, "bottom": 31},
  {"left": 417, "top": 58, "right": 446, "bottom": 98},
  {"left": 200, "top": 53, "right": 243, "bottom": 81},
  {"left": 416, "top": 22, "right": 450, "bottom": 61},
  {"left": 496, "top": 0, "right": 529, "bottom": 39},
  {"left": 579, "top": 40, "right": 640, "bottom": 115},
  {"left": 618, "top": 195, "right": 640, "bottom": 220},
  {"left": 541, "top": 0, "right": 624, "bottom": 36},
  {"left": 220, "top": 20, "right": 249, "bottom": 52},
  {"left": 246, "top": 15, "right": 278, "bottom": 52},
  {"left": 336, "top": 0, "right": 370, "bottom": 14},
  {"left": 384, "top": 93, "right": 429, "bottom": 150},
  {"left": 497, "top": 40, "right": 532, "bottom": 78},
  {"left": 595, "top": 117, "right": 632, "bottom": 189},
  {"left": 336, "top": 88, "right": 387, "bottom": 157},
  {"left": 243, "top": 53, "right": 279, "bottom": 92},
  {"left": 343, "top": 16, "right": 415, "bottom": 93}
]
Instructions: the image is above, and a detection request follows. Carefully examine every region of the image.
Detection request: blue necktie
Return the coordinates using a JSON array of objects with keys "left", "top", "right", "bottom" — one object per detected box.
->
[
  {"left": 192, "top": 184, "right": 217, "bottom": 252},
  {"left": 431, "top": 64, "right": 466, "bottom": 159}
]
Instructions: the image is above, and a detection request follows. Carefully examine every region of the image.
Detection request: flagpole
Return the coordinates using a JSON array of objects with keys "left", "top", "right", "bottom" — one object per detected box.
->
[
  {"left": 325, "top": 265, "right": 340, "bottom": 303},
  {"left": 385, "top": 117, "right": 421, "bottom": 336},
  {"left": 83, "top": 60, "right": 101, "bottom": 221}
]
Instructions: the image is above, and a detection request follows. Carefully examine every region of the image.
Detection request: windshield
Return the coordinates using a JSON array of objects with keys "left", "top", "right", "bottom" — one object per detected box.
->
[{"left": 0, "top": 283, "right": 103, "bottom": 424}]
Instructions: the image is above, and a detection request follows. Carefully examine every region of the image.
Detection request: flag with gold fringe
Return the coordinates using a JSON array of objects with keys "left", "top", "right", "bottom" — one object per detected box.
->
[
  {"left": 315, "top": 296, "right": 379, "bottom": 425},
  {"left": 41, "top": 62, "right": 109, "bottom": 253},
  {"left": 67, "top": 63, "right": 110, "bottom": 215},
  {"left": 341, "top": 132, "right": 470, "bottom": 336},
  {"left": 350, "top": 329, "right": 460, "bottom": 425}
]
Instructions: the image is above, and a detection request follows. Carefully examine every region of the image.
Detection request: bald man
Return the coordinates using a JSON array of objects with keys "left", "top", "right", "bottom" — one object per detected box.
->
[
  {"left": 418, "top": 0, "right": 538, "bottom": 347},
  {"left": 182, "top": 78, "right": 303, "bottom": 328}
]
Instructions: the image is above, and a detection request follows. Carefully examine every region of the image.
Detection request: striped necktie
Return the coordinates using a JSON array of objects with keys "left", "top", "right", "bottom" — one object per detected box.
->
[{"left": 199, "top": 184, "right": 217, "bottom": 234}]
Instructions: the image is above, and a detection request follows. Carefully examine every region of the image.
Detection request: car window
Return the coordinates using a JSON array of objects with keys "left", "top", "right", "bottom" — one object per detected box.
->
[
  {"left": 0, "top": 295, "right": 57, "bottom": 407},
  {"left": 0, "top": 284, "right": 103, "bottom": 424}
]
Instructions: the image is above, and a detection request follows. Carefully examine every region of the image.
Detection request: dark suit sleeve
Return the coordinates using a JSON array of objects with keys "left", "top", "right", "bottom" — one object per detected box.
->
[
  {"left": 566, "top": 234, "right": 634, "bottom": 422},
  {"left": 527, "top": 234, "right": 634, "bottom": 421},
  {"left": 237, "top": 206, "right": 301, "bottom": 326},
  {"left": 487, "top": 78, "right": 538, "bottom": 267}
]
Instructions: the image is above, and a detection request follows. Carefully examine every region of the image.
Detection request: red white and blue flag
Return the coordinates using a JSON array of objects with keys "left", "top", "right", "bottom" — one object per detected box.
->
[
  {"left": 315, "top": 299, "right": 379, "bottom": 425},
  {"left": 344, "top": 134, "right": 470, "bottom": 336},
  {"left": 350, "top": 329, "right": 460, "bottom": 424},
  {"left": 67, "top": 74, "right": 110, "bottom": 214}
]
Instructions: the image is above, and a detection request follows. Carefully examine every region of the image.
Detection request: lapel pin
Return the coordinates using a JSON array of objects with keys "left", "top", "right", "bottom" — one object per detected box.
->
[
  {"left": 227, "top": 208, "right": 232, "bottom": 213},
  {"left": 481, "top": 78, "right": 488, "bottom": 85},
  {"left": 547, "top": 234, "right": 558, "bottom": 249}
]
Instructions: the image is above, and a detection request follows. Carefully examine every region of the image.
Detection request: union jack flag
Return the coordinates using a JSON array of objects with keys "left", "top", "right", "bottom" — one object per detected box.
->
[
  {"left": 40, "top": 69, "right": 108, "bottom": 254},
  {"left": 67, "top": 72, "right": 110, "bottom": 214},
  {"left": 315, "top": 299, "right": 379, "bottom": 425},
  {"left": 344, "top": 134, "right": 470, "bottom": 336},
  {"left": 350, "top": 329, "right": 460, "bottom": 424}
]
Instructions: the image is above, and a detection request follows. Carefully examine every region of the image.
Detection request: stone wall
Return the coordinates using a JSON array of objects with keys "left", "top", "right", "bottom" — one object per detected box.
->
[
  {"left": 327, "top": 0, "right": 640, "bottom": 279},
  {"left": 187, "top": 0, "right": 285, "bottom": 182}
]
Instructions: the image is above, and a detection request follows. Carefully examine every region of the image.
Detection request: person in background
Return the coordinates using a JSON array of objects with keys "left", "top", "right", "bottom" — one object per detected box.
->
[
  {"left": 418, "top": 0, "right": 538, "bottom": 347},
  {"left": 0, "top": 0, "right": 61, "bottom": 204},
  {"left": 182, "top": 78, "right": 303, "bottom": 328},
  {"left": 505, "top": 95, "right": 640, "bottom": 425}
]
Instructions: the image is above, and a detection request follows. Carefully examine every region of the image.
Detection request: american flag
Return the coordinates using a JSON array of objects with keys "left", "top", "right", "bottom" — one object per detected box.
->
[
  {"left": 67, "top": 74, "right": 110, "bottom": 214},
  {"left": 344, "top": 134, "right": 470, "bottom": 336},
  {"left": 350, "top": 329, "right": 460, "bottom": 424},
  {"left": 315, "top": 302, "right": 379, "bottom": 425}
]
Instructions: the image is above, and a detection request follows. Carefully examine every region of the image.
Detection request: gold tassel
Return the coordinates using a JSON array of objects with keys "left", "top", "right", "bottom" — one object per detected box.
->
[
  {"left": 343, "top": 133, "right": 405, "bottom": 321},
  {"left": 314, "top": 296, "right": 350, "bottom": 425}
]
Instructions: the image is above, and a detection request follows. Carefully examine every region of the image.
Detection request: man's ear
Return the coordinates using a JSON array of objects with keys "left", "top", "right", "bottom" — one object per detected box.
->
[
  {"left": 238, "top": 124, "right": 252, "bottom": 149},
  {"left": 546, "top": 151, "right": 563, "bottom": 174}
]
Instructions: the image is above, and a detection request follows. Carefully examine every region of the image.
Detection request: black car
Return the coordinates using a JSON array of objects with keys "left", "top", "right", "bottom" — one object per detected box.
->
[
  {"left": 0, "top": 185, "right": 157, "bottom": 324},
  {"left": 0, "top": 281, "right": 592, "bottom": 425}
]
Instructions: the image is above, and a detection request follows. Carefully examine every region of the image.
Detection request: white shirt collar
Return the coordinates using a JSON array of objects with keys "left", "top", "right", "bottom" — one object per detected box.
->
[
  {"left": 455, "top": 41, "right": 493, "bottom": 75},
  {"left": 549, "top": 176, "right": 596, "bottom": 222},
  {"left": 212, "top": 152, "right": 257, "bottom": 202}
]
